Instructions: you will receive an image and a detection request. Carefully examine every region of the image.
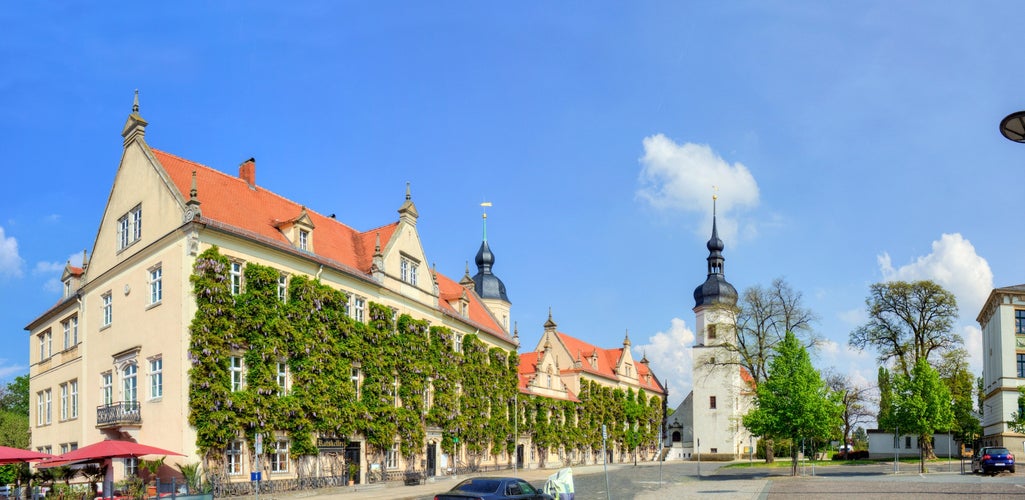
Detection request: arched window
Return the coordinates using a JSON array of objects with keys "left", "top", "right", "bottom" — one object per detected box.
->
[{"left": 123, "top": 364, "right": 138, "bottom": 403}]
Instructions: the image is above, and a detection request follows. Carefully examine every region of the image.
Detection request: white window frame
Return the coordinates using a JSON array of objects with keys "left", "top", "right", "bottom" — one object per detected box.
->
[
  {"left": 125, "top": 457, "right": 139, "bottom": 477},
  {"left": 270, "top": 439, "right": 289, "bottom": 473},
  {"left": 299, "top": 229, "right": 309, "bottom": 251},
  {"left": 59, "top": 383, "right": 68, "bottom": 421},
  {"left": 392, "top": 376, "right": 400, "bottom": 407},
  {"left": 123, "top": 364, "right": 138, "bottom": 403},
  {"left": 230, "top": 262, "right": 243, "bottom": 295},
  {"left": 277, "top": 275, "right": 287, "bottom": 302},
  {"left": 385, "top": 443, "right": 399, "bottom": 469},
  {"left": 38, "top": 333, "right": 45, "bottom": 361},
  {"left": 400, "top": 257, "right": 420, "bottom": 286},
  {"left": 230, "top": 356, "right": 244, "bottom": 391},
  {"left": 36, "top": 392, "right": 44, "bottom": 426},
  {"left": 45, "top": 389, "right": 52, "bottom": 424},
  {"left": 101, "top": 372, "right": 113, "bottom": 406},
  {"left": 226, "top": 440, "right": 243, "bottom": 475},
  {"left": 70, "top": 380, "right": 78, "bottom": 419},
  {"left": 276, "top": 361, "right": 288, "bottom": 396},
  {"left": 350, "top": 366, "right": 361, "bottom": 399},
  {"left": 46, "top": 331, "right": 52, "bottom": 358},
  {"left": 117, "top": 205, "right": 143, "bottom": 251},
  {"left": 353, "top": 296, "right": 365, "bottom": 323},
  {"left": 149, "top": 265, "right": 163, "bottom": 305},
  {"left": 62, "top": 319, "right": 71, "bottom": 350},
  {"left": 63, "top": 279, "right": 72, "bottom": 298},
  {"left": 102, "top": 292, "right": 112, "bottom": 327},
  {"left": 149, "top": 357, "right": 163, "bottom": 399}
]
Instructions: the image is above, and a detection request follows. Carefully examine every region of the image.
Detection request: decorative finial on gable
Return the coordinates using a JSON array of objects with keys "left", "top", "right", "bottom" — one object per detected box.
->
[
  {"left": 374, "top": 232, "right": 381, "bottom": 254},
  {"left": 623, "top": 329, "right": 631, "bottom": 347},
  {"left": 184, "top": 170, "right": 202, "bottom": 222},
  {"left": 121, "top": 89, "right": 148, "bottom": 146},
  {"left": 480, "top": 201, "right": 492, "bottom": 242},
  {"left": 543, "top": 307, "right": 557, "bottom": 330},
  {"left": 398, "top": 181, "right": 419, "bottom": 225}
]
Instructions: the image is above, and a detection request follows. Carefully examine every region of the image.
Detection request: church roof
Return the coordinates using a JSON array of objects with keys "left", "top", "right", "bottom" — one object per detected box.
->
[
  {"left": 693, "top": 205, "right": 737, "bottom": 309},
  {"left": 152, "top": 148, "right": 509, "bottom": 340}
]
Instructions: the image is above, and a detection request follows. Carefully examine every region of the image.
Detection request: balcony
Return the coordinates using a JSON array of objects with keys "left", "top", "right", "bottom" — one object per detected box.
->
[{"left": 96, "top": 401, "right": 141, "bottom": 428}]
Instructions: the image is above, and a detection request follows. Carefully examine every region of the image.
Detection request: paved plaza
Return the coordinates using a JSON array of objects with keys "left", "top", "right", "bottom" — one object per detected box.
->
[{"left": 231, "top": 459, "right": 1025, "bottom": 500}]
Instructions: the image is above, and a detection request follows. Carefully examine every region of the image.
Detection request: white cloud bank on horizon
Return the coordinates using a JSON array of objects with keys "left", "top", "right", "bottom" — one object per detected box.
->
[
  {"left": 0, "top": 226, "right": 24, "bottom": 278},
  {"left": 636, "top": 134, "right": 760, "bottom": 243},
  {"left": 877, "top": 233, "right": 992, "bottom": 375},
  {"left": 633, "top": 317, "right": 695, "bottom": 409}
]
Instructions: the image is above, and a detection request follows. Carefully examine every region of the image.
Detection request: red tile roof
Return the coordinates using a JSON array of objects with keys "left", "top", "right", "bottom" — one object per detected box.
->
[
  {"left": 516, "top": 351, "right": 580, "bottom": 402},
  {"left": 152, "top": 148, "right": 507, "bottom": 340},
  {"left": 553, "top": 332, "right": 665, "bottom": 395}
]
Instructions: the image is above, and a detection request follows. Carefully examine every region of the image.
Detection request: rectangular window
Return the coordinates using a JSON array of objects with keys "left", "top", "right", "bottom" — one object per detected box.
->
[
  {"left": 299, "top": 229, "right": 309, "bottom": 251},
  {"left": 123, "top": 364, "right": 138, "bottom": 403},
  {"left": 230, "top": 262, "right": 243, "bottom": 295},
  {"left": 353, "top": 297, "right": 365, "bottom": 323},
  {"left": 60, "top": 443, "right": 69, "bottom": 454},
  {"left": 117, "top": 205, "right": 142, "bottom": 250},
  {"left": 1018, "top": 354, "right": 1025, "bottom": 378},
  {"left": 708, "top": 324, "right": 717, "bottom": 340},
  {"left": 102, "top": 292, "right": 112, "bottom": 327},
  {"left": 46, "top": 331, "right": 52, "bottom": 359},
  {"left": 150, "top": 357, "right": 163, "bottom": 399},
  {"left": 1016, "top": 310, "right": 1025, "bottom": 334},
  {"left": 125, "top": 457, "right": 138, "bottom": 477},
  {"left": 63, "top": 319, "right": 71, "bottom": 350},
  {"left": 230, "top": 356, "right": 244, "bottom": 391},
  {"left": 71, "top": 316, "right": 78, "bottom": 345},
  {"left": 59, "top": 383, "right": 68, "bottom": 421},
  {"left": 386, "top": 444, "right": 399, "bottom": 469},
  {"left": 351, "top": 367, "right": 361, "bottom": 399},
  {"left": 70, "top": 380, "right": 78, "bottom": 419},
  {"left": 36, "top": 392, "right": 44, "bottom": 426},
  {"left": 45, "top": 389, "right": 52, "bottom": 424},
  {"left": 276, "top": 362, "right": 288, "bottom": 396},
  {"left": 101, "top": 373, "right": 113, "bottom": 406},
  {"left": 38, "top": 333, "right": 45, "bottom": 362},
  {"left": 149, "top": 266, "right": 162, "bottom": 305},
  {"left": 277, "top": 275, "right": 287, "bottom": 303},
  {"left": 64, "top": 279, "right": 72, "bottom": 298},
  {"left": 400, "top": 257, "right": 419, "bottom": 285},
  {"left": 270, "top": 440, "right": 289, "bottom": 473},
  {"left": 392, "top": 376, "right": 400, "bottom": 407},
  {"left": 709, "top": 396, "right": 717, "bottom": 409},
  {"left": 905, "top": 436, "right": 912, "bottom": 449},
  {"left": 226, "top": 441, "right": 243, "bottom": 475}
]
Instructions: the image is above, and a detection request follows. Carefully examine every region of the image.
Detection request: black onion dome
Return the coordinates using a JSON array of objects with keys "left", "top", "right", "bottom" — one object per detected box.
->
[
  {"left": 472, "top": 240, "right": 510, "bottom": 302},
  {"left": 693, "top": 213, "right": 737, "bottom": 308}
]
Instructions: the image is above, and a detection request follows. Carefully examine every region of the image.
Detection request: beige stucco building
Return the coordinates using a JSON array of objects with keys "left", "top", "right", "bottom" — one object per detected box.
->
[
  {"left": 25, "top": 95, "right": 522, "bottom": 488},
  {"left": 976, "top": 285, "right": 1025, "bottom": 451}
]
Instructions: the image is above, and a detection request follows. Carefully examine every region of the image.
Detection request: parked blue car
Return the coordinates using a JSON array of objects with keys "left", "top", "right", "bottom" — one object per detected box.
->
[{"left": 972, "top": 446, "right": 1015, "bottom": 475}]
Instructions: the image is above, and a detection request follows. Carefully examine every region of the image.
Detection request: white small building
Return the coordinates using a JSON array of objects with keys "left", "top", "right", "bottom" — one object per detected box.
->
[{"left": 866, "top": 430, "right": 961, "bottom": 459}]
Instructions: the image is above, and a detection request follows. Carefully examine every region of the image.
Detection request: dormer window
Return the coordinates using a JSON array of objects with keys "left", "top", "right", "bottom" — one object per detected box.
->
[
  {"left": 63, "top": 279, "right": 72, "bottom": 298},
  {"left": 299, "top": 229, "right": 310, "bottom": 251}
]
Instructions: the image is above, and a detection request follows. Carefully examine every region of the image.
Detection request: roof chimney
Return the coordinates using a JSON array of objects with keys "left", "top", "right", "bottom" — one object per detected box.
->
[{"left": 239, "top": 157, "right": 256, "bottom": 189}]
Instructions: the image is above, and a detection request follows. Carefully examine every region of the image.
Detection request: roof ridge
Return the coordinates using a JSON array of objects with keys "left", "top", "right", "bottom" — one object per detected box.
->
[{"left": 151, "top": 148, "right": 367, "bottom": 234}]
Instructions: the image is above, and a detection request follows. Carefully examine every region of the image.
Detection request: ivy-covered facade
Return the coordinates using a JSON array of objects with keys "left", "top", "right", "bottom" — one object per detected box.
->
[{"left": 25, "top": 99, "right": 666, "bottom": 493}]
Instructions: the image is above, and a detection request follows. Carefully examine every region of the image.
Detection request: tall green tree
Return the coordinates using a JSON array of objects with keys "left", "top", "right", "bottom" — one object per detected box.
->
[
  {"left": 849, "top": 280, "right": 960, "bottom": 378},
  {"left": 743, "top": 331, "right": 841, "bottom": 476},
  {"left": 877, "top": 367, "right": 893, "bottom": 431},
  {"left": 888, "top": 357, "right": 954, "bottom": 470}
]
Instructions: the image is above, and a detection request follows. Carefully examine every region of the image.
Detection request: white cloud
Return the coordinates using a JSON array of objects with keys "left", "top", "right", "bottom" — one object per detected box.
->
[
  {"left": 964, "top": 324, "right": 983, "bottom": 376},
  {"left": 636, "top": 134, "right": 760, "bottom": 242},
  {"left": 0, "top": 226, "right": 24, "bottom": 278},
  {"left": 35, "top": 253, "right": 85, "bottom": 293},
  {"left": 633, "top": 317, "right": 695, "bottom": 409},
  {"left": 878, "top": 233, "right": 993, "bottom": 325},
  {"left": 838, "top": 307, "right": 867, "bottom": 327},
  {"left": 34, "top": 261, "right": 64, "bottom": 275},
  {"left": 0, "top": 361, "right": 27, "bottom": 381}
]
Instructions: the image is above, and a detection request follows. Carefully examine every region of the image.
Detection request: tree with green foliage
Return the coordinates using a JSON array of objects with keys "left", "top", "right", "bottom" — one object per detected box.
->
[
  {"left": 742, "top": 331, "right": 842, "bottom": 476},
  {"left": 885, "top": 357, "right": 954, "bottom": 470},
  {"left": 0, "top": 375, "right": 30, "bottom": 416},
  {"left": 936, "top": 349, "right": 980, "bottom": 446},
  {"left": 1008, "top": 387, "right": 1025, "bottom": 435}
]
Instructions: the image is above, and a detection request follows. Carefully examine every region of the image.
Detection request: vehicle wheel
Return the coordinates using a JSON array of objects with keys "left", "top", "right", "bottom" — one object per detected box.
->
[{"left": 1010, "top": 467, "right": 1015, "bottom": 473}]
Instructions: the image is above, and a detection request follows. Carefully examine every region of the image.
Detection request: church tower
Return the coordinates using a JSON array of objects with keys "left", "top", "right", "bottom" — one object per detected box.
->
[
  {"left": 471, "top": 204, "right": 512, "bottom": 333},
  {"left": 690, "top": 194, "right": 748, "bottom": 459}
]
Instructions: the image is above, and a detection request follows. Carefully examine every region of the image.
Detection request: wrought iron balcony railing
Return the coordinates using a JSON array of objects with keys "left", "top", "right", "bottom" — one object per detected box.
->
[{"left": 96, "top": 401, "right": 141, "bottom": 427}]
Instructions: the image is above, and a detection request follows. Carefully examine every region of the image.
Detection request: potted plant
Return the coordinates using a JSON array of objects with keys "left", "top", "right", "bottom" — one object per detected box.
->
[
  {"left": 347, "top": 462, "right": 359, "bottom": 486},
  {"left": 140, "top": 456, "right": 165, "bottom": 497}
]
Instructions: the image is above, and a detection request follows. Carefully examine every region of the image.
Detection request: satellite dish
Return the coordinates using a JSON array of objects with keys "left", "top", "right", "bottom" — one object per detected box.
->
[{"left": 1000, "top": 111, "right": 1025, "bottom": 143}]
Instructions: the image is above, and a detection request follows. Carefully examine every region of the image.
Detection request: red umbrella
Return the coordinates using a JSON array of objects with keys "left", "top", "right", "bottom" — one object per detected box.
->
[
  {"left": 0, "top": 445, "right": 56, "bottom": 465},
  {"left": 53, "top": 439, "right": 185, "bottom": 463}
]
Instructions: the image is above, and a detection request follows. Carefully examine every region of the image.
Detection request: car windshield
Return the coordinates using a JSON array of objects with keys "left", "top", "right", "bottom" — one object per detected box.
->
[{"left": 455, "top": 479, "right": 501, "bottom": 493}]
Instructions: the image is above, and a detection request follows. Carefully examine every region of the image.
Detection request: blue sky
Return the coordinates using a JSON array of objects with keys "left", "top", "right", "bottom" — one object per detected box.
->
[{"left": 3, "top": 2, "right": 1024, "bottom": 408}]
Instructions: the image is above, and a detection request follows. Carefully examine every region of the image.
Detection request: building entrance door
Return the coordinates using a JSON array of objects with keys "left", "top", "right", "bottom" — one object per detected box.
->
[
  {"left": 426, "top": 443, "right": 436, "bottom": 477},
  {"left": 516, "top": 444, "right": 524, "bottom": 469},
  {"left": 344, "top": 443, "right": 361, "bottom": 485}
]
